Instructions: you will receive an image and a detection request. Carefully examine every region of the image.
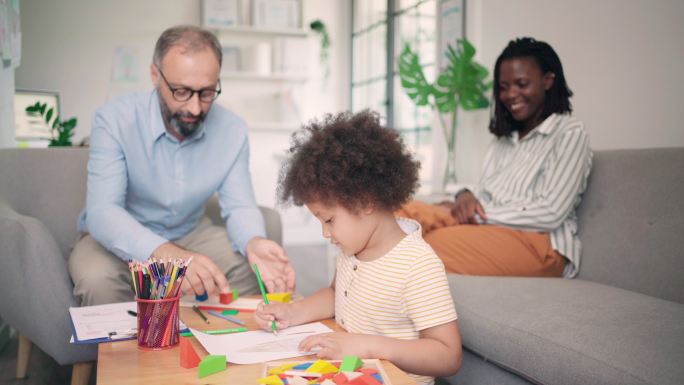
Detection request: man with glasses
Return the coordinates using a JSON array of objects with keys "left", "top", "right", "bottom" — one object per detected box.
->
[{"left": 69, "top": 25, "right": 295, "bottom": 306}]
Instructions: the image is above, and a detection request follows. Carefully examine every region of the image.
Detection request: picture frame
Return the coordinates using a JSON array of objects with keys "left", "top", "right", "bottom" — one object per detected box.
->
[
  {"left": 14, "top": 89, "right": 60, "bottom": 141},
  {"left": 438, "top": 0, "right": 466, "bottom": 66},
  {"left": 221, "top": 45, "right": 241, "bottom": 73},
  {"left": 252, "top": 0, "right": 301, "bottom": 29},
  {"left": 202, "top": 0, "right": 241, "bottom": 28}
]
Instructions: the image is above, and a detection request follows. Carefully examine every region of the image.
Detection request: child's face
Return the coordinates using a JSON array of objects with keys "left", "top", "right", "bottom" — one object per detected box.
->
[{"left": 306, "top": 200, "right": 375, "bottom": 257}]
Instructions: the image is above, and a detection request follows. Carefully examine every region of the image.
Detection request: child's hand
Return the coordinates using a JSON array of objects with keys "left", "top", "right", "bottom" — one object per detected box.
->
[
  {"left": 298, "top": 332, "right": 371, "bottom": 359},
  {"left": 254, "top": 301, "right": 293, "bottom": 331}
]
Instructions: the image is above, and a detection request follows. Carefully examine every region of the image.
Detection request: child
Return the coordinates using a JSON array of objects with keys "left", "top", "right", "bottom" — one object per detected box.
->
[{"left": 255, "top": 110, "right": 462, "bottom": 385}]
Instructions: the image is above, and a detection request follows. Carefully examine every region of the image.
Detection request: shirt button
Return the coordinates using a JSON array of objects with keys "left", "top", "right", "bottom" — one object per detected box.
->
[
  {"left": 341, "top": 319, "right": 344, "bottom": 325},
  {"left": 344, "top": 290, "right": 347, "bottom": 297},
  {"left": 353, "top": 265, "right": 357, "bottom": 271}
]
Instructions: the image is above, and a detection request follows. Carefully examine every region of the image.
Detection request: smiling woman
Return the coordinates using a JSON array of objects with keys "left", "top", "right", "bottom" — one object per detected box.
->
[{"left": 396, "top": 37, "right": 592, "bottom": 279}]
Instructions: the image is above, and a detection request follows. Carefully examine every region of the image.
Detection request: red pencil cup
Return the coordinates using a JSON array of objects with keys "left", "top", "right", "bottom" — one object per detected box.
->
[{"left": 136, "top": 295, "right": 180, "bottom": 350}]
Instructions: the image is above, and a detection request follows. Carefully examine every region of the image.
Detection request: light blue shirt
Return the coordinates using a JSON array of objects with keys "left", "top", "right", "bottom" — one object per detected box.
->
[{"left": 77, "top": 90, "right": 265, "bottom": 261}]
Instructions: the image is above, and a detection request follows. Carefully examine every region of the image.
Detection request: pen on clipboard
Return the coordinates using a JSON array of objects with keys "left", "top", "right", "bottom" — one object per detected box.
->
[{"left": 252, "top": 264, "right": 277, "bottom": 336}]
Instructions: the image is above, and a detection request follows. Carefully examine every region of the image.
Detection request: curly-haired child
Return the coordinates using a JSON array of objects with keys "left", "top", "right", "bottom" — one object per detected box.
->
[{"left": 254, "top": 110, "right": 462, "bottom": 385}]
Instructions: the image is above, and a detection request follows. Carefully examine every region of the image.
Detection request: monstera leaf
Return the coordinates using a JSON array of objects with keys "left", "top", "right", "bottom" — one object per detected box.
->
[
  {"left": 397, "top": 38, "right": 492, "bottom": 189},
  {"left": 398, "top": 44, "right": 433, "bottom": 106},
  {"left": 433, "top": 40, "right": 492, "bottom": 113}
]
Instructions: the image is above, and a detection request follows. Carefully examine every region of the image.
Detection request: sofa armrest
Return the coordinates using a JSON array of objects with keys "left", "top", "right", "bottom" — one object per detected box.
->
[
  {"left": 0, "top": 201, "right": 96, "bottom": 365},
  {"left": 204, "top": 195, "right": 283, "bottom": 246}
]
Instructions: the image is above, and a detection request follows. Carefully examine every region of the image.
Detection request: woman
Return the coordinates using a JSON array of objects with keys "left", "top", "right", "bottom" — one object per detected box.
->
[{"left": 397, "top": 37, "right": 592, "bottom": 278}]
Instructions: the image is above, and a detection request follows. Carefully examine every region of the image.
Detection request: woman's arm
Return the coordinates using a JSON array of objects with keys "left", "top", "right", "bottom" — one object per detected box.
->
[{"left": 485, "top": 127, "right": 592, "bottom": 231}]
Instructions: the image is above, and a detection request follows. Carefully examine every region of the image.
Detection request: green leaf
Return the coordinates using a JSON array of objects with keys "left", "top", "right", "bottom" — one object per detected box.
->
[
  {"left": 45, "top": 108, "right": 54, "bottom": 124},
  {"left": 52, "top": 115, "right": 60, "bottom": 129},
  {"left": 38, "top": 103, "right": 46, "bottom": 115},
  {"left": 397, "top": 43, "right": 433, "bottom": 107}
]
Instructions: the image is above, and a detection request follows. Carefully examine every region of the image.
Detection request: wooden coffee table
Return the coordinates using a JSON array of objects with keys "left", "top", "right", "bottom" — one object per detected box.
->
[{"left": 97, "top": 306, "right": 417, "bottom": 385}]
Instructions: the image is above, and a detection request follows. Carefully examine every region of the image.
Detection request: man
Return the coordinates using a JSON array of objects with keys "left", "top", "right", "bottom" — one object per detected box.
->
[{"left": 70, "top": 25, "right": 295, "bottom": 306}]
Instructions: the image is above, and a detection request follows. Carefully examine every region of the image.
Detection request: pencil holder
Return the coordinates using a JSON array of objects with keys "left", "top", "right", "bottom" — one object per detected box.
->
[{"left": 136, "top": 295, "right": 180, "bottom": 350}]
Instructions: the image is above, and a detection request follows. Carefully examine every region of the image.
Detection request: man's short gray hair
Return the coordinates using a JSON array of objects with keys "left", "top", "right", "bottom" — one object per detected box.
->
[{"left": 153, "top": 25, "right": 222, "bottom": 68}]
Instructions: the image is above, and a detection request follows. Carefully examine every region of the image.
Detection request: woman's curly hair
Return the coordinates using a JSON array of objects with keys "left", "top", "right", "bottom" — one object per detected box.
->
[{"left": 278, "top": 110, "right": 420, "bottom": 212}]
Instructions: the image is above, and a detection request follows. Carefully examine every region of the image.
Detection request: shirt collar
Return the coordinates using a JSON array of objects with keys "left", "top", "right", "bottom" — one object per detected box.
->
[{"left": 509, "top": 113, "right": 560, "bottom": 144}]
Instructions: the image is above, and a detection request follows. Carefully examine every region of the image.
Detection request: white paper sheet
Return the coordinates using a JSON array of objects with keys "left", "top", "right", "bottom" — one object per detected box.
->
[
  {"left": 191, "top": 322, "right": 332, "bottom": 364},
  {"left": 69, "top": 302, "right": 138, "bottom": 341}
]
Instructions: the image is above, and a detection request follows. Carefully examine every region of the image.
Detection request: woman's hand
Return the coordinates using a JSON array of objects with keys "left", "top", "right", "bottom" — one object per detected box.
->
[{"left": 450, "top": 191, "right": 487, "bottom": 224}]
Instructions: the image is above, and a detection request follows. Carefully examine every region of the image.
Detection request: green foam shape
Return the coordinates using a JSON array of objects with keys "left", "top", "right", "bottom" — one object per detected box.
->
[
  {"left": 222, "top": 309, "right": 239, "bottom": 315},
  {"left": 340, "top": 355, "right": 363, "bottom": 372},
  {"left": 198, "top": 355, "right": 226, "bottom": 378}
]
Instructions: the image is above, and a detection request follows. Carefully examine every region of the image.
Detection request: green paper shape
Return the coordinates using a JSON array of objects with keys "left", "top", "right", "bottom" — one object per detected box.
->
[
  {"left": 222, "top": 309, "right": 239, "bottom": 315},
  {"left": 340, "top": 355, "right": 363, "bottom": 372},
  {"left": 198, "top": 355, "right": 226, "bottom": 378}
]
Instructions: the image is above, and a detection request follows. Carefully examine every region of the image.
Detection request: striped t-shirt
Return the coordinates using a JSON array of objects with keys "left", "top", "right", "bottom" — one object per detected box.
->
[
  {"left": 334, "top": 218, "right": 458, "bottom": 385},
  {"left": 476, "top": 113, "right": 592, "bottom": 277}
]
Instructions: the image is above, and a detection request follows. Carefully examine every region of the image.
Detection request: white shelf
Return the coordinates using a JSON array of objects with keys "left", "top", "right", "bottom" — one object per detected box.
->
[
  {"left": 211, "top": 25, "right": 308, "bottom": 37},
  {"left": 249, "top": 121, "right": 301, "bottom": 132},
  {"left": 221, "top": 71, "right": 307, "bottom": 82}
]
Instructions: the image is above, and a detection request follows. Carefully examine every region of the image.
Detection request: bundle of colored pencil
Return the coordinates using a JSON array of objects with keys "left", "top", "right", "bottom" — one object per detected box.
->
[{"left": 128, "top": 257, "right": 193, "bottom": 299}]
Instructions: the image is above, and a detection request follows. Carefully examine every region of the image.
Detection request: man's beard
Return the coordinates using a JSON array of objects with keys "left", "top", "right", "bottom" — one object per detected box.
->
[{"left": 159, "top": 97, "right": 207, "bottom": 138}]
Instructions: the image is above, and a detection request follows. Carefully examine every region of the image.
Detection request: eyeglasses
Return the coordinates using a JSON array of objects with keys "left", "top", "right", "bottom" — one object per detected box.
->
[{"left": 156, "top": 65, "right": 221, "bottom": 103}]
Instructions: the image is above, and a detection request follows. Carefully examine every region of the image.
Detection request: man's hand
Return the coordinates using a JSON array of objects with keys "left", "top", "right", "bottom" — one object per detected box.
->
[
  {"left": 450, "top": 190, "right": 487, "bottom": 225},
  {"left": 152, "top": 242, "right": 230, "bottom": 296},
  {"left": 246, "top": 237, "right": 295, "bottom": 293}
]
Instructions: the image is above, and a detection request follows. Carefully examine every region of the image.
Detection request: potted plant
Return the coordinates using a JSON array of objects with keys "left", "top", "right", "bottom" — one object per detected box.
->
[
  {"left": 398, "top": 38, "right": 491, "bottom": 190},
  {"left": 25, "top": 101, "right": 77, "bottom": 147}
]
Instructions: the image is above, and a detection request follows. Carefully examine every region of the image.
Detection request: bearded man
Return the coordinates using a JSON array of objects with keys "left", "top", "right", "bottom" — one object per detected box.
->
[{"left": 70, "top": 25, "right": 295, "bottom": 306}]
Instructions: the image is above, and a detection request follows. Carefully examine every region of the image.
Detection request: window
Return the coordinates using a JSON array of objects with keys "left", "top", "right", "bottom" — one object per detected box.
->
[{"left": 351, "top": 0, "right": 439, "bottom": 188}]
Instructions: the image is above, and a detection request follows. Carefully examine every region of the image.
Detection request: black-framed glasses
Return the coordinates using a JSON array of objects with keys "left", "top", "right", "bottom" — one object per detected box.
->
[{"left": 156, "top": 65, "right": 221, "bottom": 103}]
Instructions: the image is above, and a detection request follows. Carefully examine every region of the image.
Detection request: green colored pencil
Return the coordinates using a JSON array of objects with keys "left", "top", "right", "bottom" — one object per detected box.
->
[{"left": 253, "top": 264, "right": 277, "bottom": 335}]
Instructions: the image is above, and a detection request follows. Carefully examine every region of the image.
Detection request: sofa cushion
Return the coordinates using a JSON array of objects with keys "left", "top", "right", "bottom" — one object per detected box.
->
[
  {"left": 576, "top": 148, "right": 684, "bottom": 303},
  {"left": 448, "top": 275, "right": 684, "bottom": 385}
]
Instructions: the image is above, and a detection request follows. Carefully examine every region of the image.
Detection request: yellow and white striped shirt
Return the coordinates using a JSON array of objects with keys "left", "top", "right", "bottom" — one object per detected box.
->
[
  {"left": 334, "top": 218, "right": 458, "bottom": 385},
  {"left": 477, "top": 113, "right": 592, "bottom": 277}
]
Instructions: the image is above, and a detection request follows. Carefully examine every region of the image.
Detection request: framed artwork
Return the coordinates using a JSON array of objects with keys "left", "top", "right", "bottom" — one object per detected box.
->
[
  {"left": 202, "top": 0, "right": 241, "bottom": 28},
  {"left": 438, "top": 0, "right": 466, "bottom": 65},
  {"left": 252, "top": 0, "right": 301, "bottom": 29},
  {"left": 221, "top": 45, "right": 241, "bottom": 72},
  {"left": 14, "top": 89, "right": 60, "bottom": 141}
]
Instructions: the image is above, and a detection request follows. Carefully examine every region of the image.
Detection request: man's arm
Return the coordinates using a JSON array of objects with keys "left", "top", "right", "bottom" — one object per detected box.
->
[{"left": 85, "top": 112, "right": 168, "bottom": 261}]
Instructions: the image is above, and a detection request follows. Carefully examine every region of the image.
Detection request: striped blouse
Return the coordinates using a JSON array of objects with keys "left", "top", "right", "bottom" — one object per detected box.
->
[
  {"left": 334, "top": 218, "right": 458, "bottom": 385},
  {"left": 476, "top": 113, "right": 592, "bottom": 277}
]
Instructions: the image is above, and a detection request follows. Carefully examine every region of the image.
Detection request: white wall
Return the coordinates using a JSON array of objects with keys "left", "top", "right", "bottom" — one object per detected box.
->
[
  {"left": 453, "top": 0, "right": 684, "bottom": 184},
  {"left": 15, "top": 1, "right": 200, "bottom": 144}
]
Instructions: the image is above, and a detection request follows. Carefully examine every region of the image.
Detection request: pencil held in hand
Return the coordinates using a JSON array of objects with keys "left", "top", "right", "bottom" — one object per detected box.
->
[{"left": 253, "top": 264, "right": 278, "bottom": 335}]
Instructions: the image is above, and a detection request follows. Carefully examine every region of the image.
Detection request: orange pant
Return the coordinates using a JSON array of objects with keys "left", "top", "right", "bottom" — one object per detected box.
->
[{"left": 396, "top": 201, "right": 565, "bottom": 277}]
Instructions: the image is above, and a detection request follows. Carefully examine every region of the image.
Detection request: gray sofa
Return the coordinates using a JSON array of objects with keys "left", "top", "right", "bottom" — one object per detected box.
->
[
  {"left": 0, "top": 147, "right": 282, "bottom": 384},
  {"left": 444, "top": 148, "right": 684, "bottom": 385}
]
